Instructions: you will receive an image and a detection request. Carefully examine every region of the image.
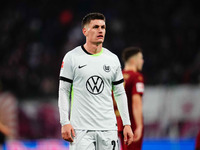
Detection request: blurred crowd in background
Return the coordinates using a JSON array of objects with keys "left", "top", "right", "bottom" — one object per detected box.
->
[
  {"left": 0, "top": 0, "right": 200, "bottom": 142},
  {"left": 1, "top": 0, "right": 200, "bottom": 98}
]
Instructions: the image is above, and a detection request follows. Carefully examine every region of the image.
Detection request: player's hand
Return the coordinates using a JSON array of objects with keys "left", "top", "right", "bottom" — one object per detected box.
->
[
  {"left": 123, "top": 125, "right": 134, "bottom": 145},
  {"left": 133, "top": 126, "right": 143, "bottom": 142},
  {"left": 61, "top": 124, "right": 75, "bottom": 142},
  {"left": 0, "top": 122, "right": 11, "bottom": 137}
]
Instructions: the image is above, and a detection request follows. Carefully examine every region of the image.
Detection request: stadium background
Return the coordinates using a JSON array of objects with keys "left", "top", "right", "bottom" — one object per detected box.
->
[{"left": 0, "top": 0, "right": 199, "bottom": 149}]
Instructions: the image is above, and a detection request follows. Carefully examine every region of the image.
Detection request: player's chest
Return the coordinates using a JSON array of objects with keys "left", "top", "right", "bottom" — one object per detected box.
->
[{"left": 73, "top": 57, "right": 116, "bottom": 80}]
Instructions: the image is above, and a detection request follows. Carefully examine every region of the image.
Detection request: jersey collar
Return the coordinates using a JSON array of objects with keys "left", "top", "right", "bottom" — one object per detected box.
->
[{"left": 81, "top": 45, "right": 103, "bottom": 56}]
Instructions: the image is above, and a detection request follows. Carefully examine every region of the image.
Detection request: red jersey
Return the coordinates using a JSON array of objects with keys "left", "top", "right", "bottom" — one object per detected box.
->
[
  {"left": 123, "top": 70, "right": 144, "bottom": 127},
  {"left": 114, "top": 70, "right": 144, "bottom": 150}
]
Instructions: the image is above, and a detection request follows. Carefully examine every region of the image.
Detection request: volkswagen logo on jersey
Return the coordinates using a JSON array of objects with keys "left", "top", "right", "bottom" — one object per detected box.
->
[
  {"left": 86, "top": 75, "right": 104, "bottom": 95},
  {"left": 103, "top": 65, "right": 110, "bottom": 72}
]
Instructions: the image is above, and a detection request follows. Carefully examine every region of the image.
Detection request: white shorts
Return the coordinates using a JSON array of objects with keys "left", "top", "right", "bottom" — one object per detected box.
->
[{"left": 69, "top": 130, "right": 119, "bottom": 150}]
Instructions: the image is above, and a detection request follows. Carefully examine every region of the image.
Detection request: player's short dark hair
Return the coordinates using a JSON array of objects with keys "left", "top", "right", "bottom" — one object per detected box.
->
[
  {"left": 122, "top": 47, "right": 142, "bottom": 62},
  {"left": 81, "top": 12, "right": 105, "bottom": 28}
]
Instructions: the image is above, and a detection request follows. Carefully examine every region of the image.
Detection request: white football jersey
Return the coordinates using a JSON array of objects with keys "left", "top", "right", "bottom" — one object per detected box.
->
[{"left": 60, "top": 46, "right": 124, "bottom": 130}]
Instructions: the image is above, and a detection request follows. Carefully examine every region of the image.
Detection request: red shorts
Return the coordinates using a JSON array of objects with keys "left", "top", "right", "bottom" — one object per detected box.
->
[{"left": 196, "top": 131, "right": 200, "bottom": 149}]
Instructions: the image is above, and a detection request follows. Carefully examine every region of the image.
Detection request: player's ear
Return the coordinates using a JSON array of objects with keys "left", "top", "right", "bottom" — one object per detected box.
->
[{"left": 82, "top": 27, "right": 87, "bottom": 36}]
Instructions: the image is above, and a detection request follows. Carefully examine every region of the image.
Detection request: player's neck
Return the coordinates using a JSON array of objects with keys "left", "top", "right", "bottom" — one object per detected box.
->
[
  {"left": 84, "top": 42, "right": 102, "bottom": 54},
  {"left": 124, "top": 65, "right": 137, "bottom": 72}
]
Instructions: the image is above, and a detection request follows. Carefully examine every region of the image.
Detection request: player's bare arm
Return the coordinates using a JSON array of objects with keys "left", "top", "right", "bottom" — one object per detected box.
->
[{"left": 132, "top": 94, "right": 143, "bottom": 141}]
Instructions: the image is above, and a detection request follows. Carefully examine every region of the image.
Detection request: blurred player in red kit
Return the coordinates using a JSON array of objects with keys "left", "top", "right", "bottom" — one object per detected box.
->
[
  {"left": 196, "top": 130, "right": 200, "bottom": 150},
  {"left": 114, "top": 47, "right": 144, "bottom": 150}
]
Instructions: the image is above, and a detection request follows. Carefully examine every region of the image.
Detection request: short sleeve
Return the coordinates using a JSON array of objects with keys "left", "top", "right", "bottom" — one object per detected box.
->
[
  {"left": 59, "top": 53, "right": 73, "bottom": 83},
  {"left": 112, "top": 56, "right": 124, "bottom": 85},
  {"left": 132, "top": 74, "right": 144, "bottom": 96}
]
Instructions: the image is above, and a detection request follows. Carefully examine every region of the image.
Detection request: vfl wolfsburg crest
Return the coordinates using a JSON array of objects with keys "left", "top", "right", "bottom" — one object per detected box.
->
[{"left": 103, "top": 65, "right": 111, "bottom": 72}]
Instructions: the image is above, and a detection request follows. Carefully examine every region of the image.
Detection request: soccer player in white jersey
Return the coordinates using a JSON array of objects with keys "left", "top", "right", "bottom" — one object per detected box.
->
[{"left": 58, "top": 12, "right": 133, "bottom": 150}]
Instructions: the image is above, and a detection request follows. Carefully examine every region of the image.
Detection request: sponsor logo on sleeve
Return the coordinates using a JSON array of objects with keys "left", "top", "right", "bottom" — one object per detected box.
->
[
  {"left": 136, "top": 82, "right": 144, "bottom": 92},
  {"left": 61, "top": 61, "right": 64, "bottom": 68}
]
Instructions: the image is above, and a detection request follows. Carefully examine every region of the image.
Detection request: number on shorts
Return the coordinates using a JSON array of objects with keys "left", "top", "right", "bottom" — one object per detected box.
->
[{"left": 111, "top": 140, "right": 116, "bottom": 150}]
